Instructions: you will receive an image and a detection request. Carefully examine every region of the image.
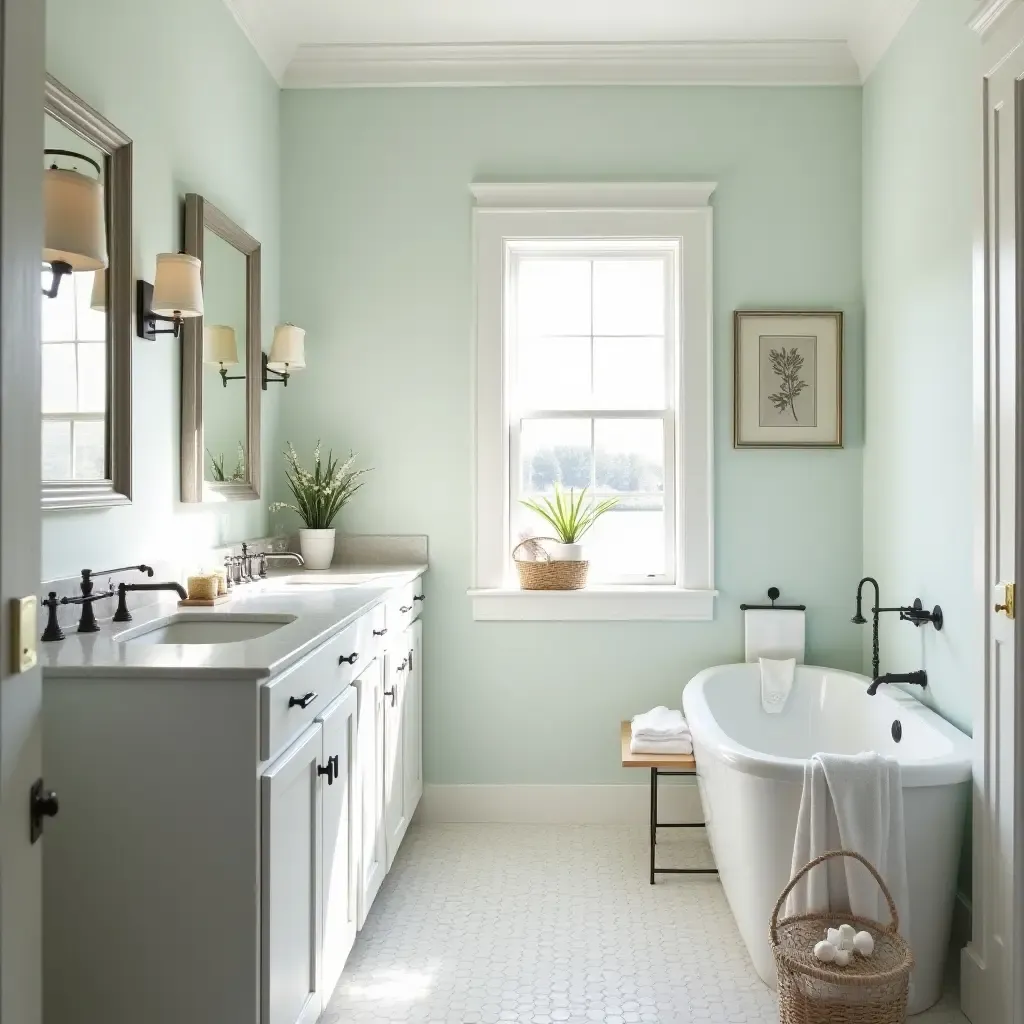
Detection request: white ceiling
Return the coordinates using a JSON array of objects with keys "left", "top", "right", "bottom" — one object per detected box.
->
[{"left": 224, "top": 0, "right": 922, "bottom": 87}]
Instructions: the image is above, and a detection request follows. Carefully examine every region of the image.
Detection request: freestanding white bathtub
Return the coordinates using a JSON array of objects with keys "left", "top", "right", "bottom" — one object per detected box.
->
[{"left": 681, "top": 664, "right": 971, "bottom": 1015}]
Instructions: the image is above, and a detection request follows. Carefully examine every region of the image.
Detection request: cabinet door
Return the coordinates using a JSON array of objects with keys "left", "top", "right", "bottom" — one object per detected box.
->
[
  {"left": 354, "top": 658, "right": 386, "bottom": 928},
  {"left": 261, "top": 724, "right": 325, "bottom": 1024},
  {"left": 403, "top": 618, "right": 424, "bottom": 818},
  {"left": 317, "top": 686, "right": 359, "bottom": 1001},
  {"left": 384, "top": 649, "right": 408, "bottom": 869}
]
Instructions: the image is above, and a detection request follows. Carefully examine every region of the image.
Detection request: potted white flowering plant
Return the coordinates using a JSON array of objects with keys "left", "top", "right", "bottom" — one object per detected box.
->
[{"left": 270, "top": 442, "right": 370, "bottom": 570}]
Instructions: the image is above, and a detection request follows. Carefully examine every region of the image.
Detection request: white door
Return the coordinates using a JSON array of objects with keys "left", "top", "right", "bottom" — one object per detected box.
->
[
  {"left": 966, "top": 11, "right": 1024, "bottom": 1023},
  {"left": 354, "top": 657, "right": 386, "bottom": 927},
  {"left": 384, "top": 649, "right": 407, "bottom": 868},
  {"left": 318, "top": 686, "right": 358, "bottom": 1001},
  {"left": 0, "top": 1, "right": 46, "bottom": 1022},
  {"left": 403, "top": 619, "right": 423, "bottom": 818},
  {"left": 261, "top": 724, "right": 325, "bottom": 1024}
]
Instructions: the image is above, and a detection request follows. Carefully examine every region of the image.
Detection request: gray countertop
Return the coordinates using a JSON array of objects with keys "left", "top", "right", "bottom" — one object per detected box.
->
[{"left": 41, "top": 564, "right": 427, "bottom": 682}]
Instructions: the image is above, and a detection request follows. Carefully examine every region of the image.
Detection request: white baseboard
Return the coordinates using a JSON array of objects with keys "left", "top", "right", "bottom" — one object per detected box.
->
[
  {"left": 420, "top": 783, "right": 704, "bottom": 826},
  {"left": 961, "top": 942, "right": 991, "bottom": 1024}
]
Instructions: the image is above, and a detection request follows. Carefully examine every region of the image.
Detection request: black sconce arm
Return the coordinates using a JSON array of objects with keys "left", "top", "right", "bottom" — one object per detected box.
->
[{"left": 261, "top": 351, "right": 290, "bottom": 390}]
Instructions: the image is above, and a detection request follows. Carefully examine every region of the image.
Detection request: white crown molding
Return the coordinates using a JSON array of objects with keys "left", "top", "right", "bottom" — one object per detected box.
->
[
  {"left": 969, "top": 0, "right": 1024, "bottom": 36},
  {"left": 220, "top": 0, "right": 292, "bottom": 84},
  {"left": 846, "top": 0, "right": 921, "bottom": 79},
  {"left": 469, "top": 181, "right": 718, "bottom": 209},
  {"left": 281, "top": 40, "right": 861, "bottom": 89}
]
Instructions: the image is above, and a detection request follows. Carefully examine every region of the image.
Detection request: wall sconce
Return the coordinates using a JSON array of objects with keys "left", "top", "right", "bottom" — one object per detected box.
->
[
  {"left": 204, "top": 325, "right": 244, "bottom": 387},
  {"left": 42, "top": 149, "right": 107, "bottom": 299},
  {"left": 262, "top": 324, "right": 306, "bottom": 389},
  {"left": 136, "top": 252, "right": 203, "bottom": 340}
]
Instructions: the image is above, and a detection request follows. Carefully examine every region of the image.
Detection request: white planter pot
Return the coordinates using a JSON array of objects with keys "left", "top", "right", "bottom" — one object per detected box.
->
[
  {"left": 298, "top": 528, "right": 336, "bottom": 570},
  {"left": 548, "top": 542, "right": 585, "bottom": 562}
]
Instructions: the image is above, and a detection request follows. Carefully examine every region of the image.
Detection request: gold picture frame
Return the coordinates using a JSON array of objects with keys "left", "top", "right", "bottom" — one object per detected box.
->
[{"left": 733, "top": 310, "right": 844, "bottom": 449}]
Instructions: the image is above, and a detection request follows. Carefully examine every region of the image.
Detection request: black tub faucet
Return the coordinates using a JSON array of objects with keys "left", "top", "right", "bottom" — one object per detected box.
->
[
  {"left": 867, "top": 671, "right": 928, "bottom": 696},
  {"left": 852, "top": 576, "right": 881, "bottom": 680}
]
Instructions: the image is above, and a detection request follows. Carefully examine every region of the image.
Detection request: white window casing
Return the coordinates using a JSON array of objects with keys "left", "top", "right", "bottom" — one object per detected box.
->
[{"left": 469, "top": 183, "right": 717, "bottom": 621}]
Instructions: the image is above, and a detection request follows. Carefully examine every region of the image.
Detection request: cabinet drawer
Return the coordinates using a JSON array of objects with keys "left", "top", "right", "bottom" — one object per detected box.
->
[
  {"left": 386, "top": 580, "right": 425, "bottom": 637},
  {"left": 261, "top": 621, "right": 364, "bottom": 761}
]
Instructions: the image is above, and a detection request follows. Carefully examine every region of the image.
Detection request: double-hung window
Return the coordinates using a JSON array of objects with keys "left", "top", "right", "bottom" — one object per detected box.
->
[{"left": 471, "top": 184, "right": 716, "bottom": 620}]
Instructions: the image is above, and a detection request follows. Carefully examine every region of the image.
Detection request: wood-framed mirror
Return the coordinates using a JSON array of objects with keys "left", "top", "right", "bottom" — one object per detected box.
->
[
  {"left": 180, "top": 193, "right": 261, "bottom": 502},
  {"left": 42, "top": 74, "right": 132, "bottom": 510}
]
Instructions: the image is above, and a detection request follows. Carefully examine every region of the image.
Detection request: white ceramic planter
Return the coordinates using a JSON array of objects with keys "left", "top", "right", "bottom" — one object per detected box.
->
[
  {"left": 548, "top": 542, "right": 585, "bottom": 562},
  {"left": 298, "top": 528, "right": 336, "bottom": 570}
]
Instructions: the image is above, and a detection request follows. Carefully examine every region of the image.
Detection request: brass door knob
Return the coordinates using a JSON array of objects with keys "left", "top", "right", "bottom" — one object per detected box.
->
[{"left": 995, "top": 582, "right": 1016, "bottom": 619}]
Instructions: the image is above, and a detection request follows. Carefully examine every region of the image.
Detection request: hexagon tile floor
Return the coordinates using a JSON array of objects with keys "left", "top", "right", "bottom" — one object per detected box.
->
[{"left": 323, "top": 824, "right": 969, "bottom": 1024}]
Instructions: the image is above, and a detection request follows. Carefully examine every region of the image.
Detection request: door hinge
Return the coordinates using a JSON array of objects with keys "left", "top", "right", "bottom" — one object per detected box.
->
[{"left": 995, "top": 582, "right": 1016, "bottom": 619}]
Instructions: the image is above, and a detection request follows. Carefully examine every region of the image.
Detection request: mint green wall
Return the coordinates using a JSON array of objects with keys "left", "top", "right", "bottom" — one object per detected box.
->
[
  {"left": 43, "top": 0, "right": 281, "bottom": 581},
  {"left": 862, "top": 0, "right": 979, "bottom": 734},
  {"left": 279, "top": 87, "right": 864, "bottom": 784}
]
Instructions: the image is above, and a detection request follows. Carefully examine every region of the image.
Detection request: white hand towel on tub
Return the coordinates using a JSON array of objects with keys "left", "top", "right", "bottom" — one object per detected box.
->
[
  {"left": 632, "top": 706, "right": 689, "bottom": 741},
  {"left": 760, "top": 657, "right": 796, "bottom": 714},
  {"left": 744, "top": 609, "right": 805, "bottom": 663},
  {"left": 787, "top": 752, "right": 910, "bottom": 941}
]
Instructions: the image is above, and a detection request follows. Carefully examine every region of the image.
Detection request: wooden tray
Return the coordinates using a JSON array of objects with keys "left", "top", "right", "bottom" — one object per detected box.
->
[{"left": 178, "top": 594, "right": 232, "bottom": 608}]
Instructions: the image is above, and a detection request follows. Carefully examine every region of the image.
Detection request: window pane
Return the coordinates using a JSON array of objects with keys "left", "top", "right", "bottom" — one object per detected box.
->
[
  {"left": 42, "top": 343, "right": 78, "bottom": 413},
  {"left": 593, "top": 336, "right": 664, "bottom": 409},
  {"left": 595, "top": 418, "right": 664, "bottom": 493},
  {"left": 42, "top": 420, "right": 72, "bottom": 479},
  {"left": 520, "top": 418, "right": 592, "bottom": 493},
  {"left": 41, "top": 274, "right": 76, "bottom": 342},
  {"left": 586, "top": 503, "right": 667, "bottom": 578},
  {"left": 516, "top": 259, "right": 591, "bottom": 337},
  {"left": 516, "top": 335, "right": 590, "bottom": 409},
  {"left": 77, "top": 343, "right": 106, "bottom": 413},
  {"left": 74, "top": 272, "right": 106, "bottom": 342},
  {"left": 73, "top": 420, "right": 106, "bottom": 480},
  {"left": 592, "top": 259, "right": 665, "bottom": 336}
]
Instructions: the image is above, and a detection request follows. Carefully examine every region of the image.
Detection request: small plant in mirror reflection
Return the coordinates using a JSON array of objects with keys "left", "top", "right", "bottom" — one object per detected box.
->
[
  {"left": 520, "top": 482, "right": 619, "bottom": 544},
  {"left": 270, "top": 442, "right": 371, "bottom": 530},
  {"left": 207, "top": 443, "right": 246, "bottom": 483}
]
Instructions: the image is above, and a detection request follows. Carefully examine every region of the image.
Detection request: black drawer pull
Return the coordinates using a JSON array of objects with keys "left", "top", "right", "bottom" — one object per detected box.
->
[
  {"left": 330, "top": 754, "right": 340, "bottom": 778},
  {"left": 288, "top": 692, "right": 316, "bottom": 709},
  {"left": 413, "top": 594, "right": 425, "bottom": 603},
  {"left": 317, "top": 762, "right": 334, "bottom": 785},
  {"left": 399, "top": 605, "right": 412, "bottom": 614},
  {"left": 338, "top": 652, "right": 359, "bottom": 666},
  {"left": 384, "top": 685, "right": 398, "bottom": 707},
  {"left": 373, "top": 627, "right": 388, "bottom": 637},
  {"left": 397, "top": 657, "right": 408, "bottom": 672}
]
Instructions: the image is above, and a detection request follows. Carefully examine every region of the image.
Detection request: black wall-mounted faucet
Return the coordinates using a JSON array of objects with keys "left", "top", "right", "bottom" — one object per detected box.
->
[{"left": 852, "top": 577, "right": 941, "bottom": 696}]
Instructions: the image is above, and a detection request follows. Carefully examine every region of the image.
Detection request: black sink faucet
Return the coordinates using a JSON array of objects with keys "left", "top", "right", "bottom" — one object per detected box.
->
[
  {"left": 112, "top": 581, "right": 188, "bottom": 623},
  {"left": 867, "top": 671, "right": 928, "bottom": 696}
]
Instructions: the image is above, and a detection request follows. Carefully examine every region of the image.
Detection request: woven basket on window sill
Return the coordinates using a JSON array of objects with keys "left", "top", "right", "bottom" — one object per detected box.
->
[{"left": 513, "top": 537, "right": 588, "bottom": 591}]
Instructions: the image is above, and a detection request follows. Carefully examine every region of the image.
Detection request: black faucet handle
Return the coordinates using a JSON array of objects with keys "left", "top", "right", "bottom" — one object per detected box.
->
[
  {"left": 112, "top": 583, "right": 132, "bottom": 623},
  {"left": 41, "top": 592, "right": 65, "bottom": 643}
]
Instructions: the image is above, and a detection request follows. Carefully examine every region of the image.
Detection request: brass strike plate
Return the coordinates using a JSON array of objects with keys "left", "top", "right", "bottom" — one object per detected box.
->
[{"left": 10, "top": 596, "right": 37, "bottom": 673}]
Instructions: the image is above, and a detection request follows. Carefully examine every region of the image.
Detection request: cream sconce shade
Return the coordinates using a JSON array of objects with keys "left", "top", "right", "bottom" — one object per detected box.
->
[
  {"left": 204, "top": 324, "right": 245, "bottom": 387},
  {"left": 262, "top": 324, "right": 306, "bottom": 390},
  {"left": 42, "top": 151, "right": 108, "bottom": 299},
  {"left": 136, "top": 253, "right": 203, "bottom": 341}
]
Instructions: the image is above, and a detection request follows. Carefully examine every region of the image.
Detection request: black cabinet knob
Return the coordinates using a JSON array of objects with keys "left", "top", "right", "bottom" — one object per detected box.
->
[
  {"left": 399, "top": 605, "right": 412, "bottom": 614},
  {"left": 384, "top": 686, "right": 398, "bottom": 707},
  {"left": 317, "top": 763, "right": 334, "bottom": 785},
  {"left": 413, "top": 595, "right": 425, "bottom": 603},
  {"left": 373, "top": 627, "right": 388, "bottom": 637},
  {"left": 330, "top": 754, "right": 339, "bottom": 778},
  {"left": 338, "top": 652, "right": 359, "bottom": 666},
  {"left": 288, "top": 691, "right": 317, "bottom": 709}
]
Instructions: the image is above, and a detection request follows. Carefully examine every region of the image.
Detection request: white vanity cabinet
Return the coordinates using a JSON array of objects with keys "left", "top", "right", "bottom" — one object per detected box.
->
[{"left": 42, "top": 571, "right": 424, "bottom": 1024}]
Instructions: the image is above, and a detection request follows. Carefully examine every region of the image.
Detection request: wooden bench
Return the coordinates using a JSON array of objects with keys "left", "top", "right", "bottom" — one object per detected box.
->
[{"left": 620, "top": 721, "right": 717, "bottom": 884}]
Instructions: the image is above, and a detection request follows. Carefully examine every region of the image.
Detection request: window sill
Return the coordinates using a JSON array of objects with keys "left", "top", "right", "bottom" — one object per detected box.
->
[{"left": 468, "top": 586, "right": 717, "bottom": 622}]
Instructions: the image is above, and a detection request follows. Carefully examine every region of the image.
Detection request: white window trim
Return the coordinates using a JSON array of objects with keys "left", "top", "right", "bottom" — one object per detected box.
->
[{"left": 469, "top": 182, "right": 717, "bottom": 622}]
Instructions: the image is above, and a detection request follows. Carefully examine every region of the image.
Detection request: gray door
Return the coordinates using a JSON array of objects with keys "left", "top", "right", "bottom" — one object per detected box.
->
[{"left": 0, "top": 0, "right": 45, "bottom": 1021}]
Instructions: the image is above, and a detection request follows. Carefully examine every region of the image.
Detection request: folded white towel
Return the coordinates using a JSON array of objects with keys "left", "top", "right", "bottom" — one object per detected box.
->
[
  {"left": 630, "top": 736, "right": 693, "bottom": 756},
  {"left": 631, "top": 706, "right": 689, "bottom": 740},
  {"left": 760, "top": 657, "right": 796, "bottom": 714}
]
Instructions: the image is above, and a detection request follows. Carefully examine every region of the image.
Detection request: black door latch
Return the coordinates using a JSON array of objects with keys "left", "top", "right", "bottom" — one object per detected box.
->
[{"left": 30, "top": 778, "right": 59, "bottom": 844}]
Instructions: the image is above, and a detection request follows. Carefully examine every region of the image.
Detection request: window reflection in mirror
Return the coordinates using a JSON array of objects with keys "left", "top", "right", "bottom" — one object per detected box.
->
[
  {"left": 202, "top": 227, "right": 248, "bottom": 484},
  {"left": 41, "top": 117, "right": 108, "bottom": 482}
]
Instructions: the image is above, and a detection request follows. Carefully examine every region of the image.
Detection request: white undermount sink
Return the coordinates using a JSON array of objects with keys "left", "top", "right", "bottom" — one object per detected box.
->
[{"left": 115, "top": 614, "right": 296, "bottom": 646}]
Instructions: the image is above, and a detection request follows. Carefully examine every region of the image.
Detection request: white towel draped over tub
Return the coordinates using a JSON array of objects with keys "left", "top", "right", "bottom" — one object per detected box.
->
[{"left": 787, "top": 752, "right": 911, "bottom": 941}]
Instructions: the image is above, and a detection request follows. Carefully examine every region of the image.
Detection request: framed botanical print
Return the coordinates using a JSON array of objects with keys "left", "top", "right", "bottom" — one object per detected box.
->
[{"left": 733, "top": 310, "right": 844, "bottom": 448}]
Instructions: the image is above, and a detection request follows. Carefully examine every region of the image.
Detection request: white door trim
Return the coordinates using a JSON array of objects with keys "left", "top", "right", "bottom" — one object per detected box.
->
[{"left": 0, "top": 0, "right": 46, "bottom": 1021}]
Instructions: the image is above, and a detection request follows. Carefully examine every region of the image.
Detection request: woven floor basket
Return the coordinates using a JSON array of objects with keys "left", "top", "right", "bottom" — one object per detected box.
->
[
  {"left": 771, "top": 850, "right": 914, "bottom": 1024},
  {"left": 513, "top": 537, "right": 588, "bottom": 591}
]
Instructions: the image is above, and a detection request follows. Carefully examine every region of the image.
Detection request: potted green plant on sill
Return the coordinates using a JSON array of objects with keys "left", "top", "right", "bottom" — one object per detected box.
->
[
  {"left": 520, "top": 483, "right": 619, "bottom": 561},
  {"left": 270, "top": 442, "right": 370, "bottom": 570}
]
